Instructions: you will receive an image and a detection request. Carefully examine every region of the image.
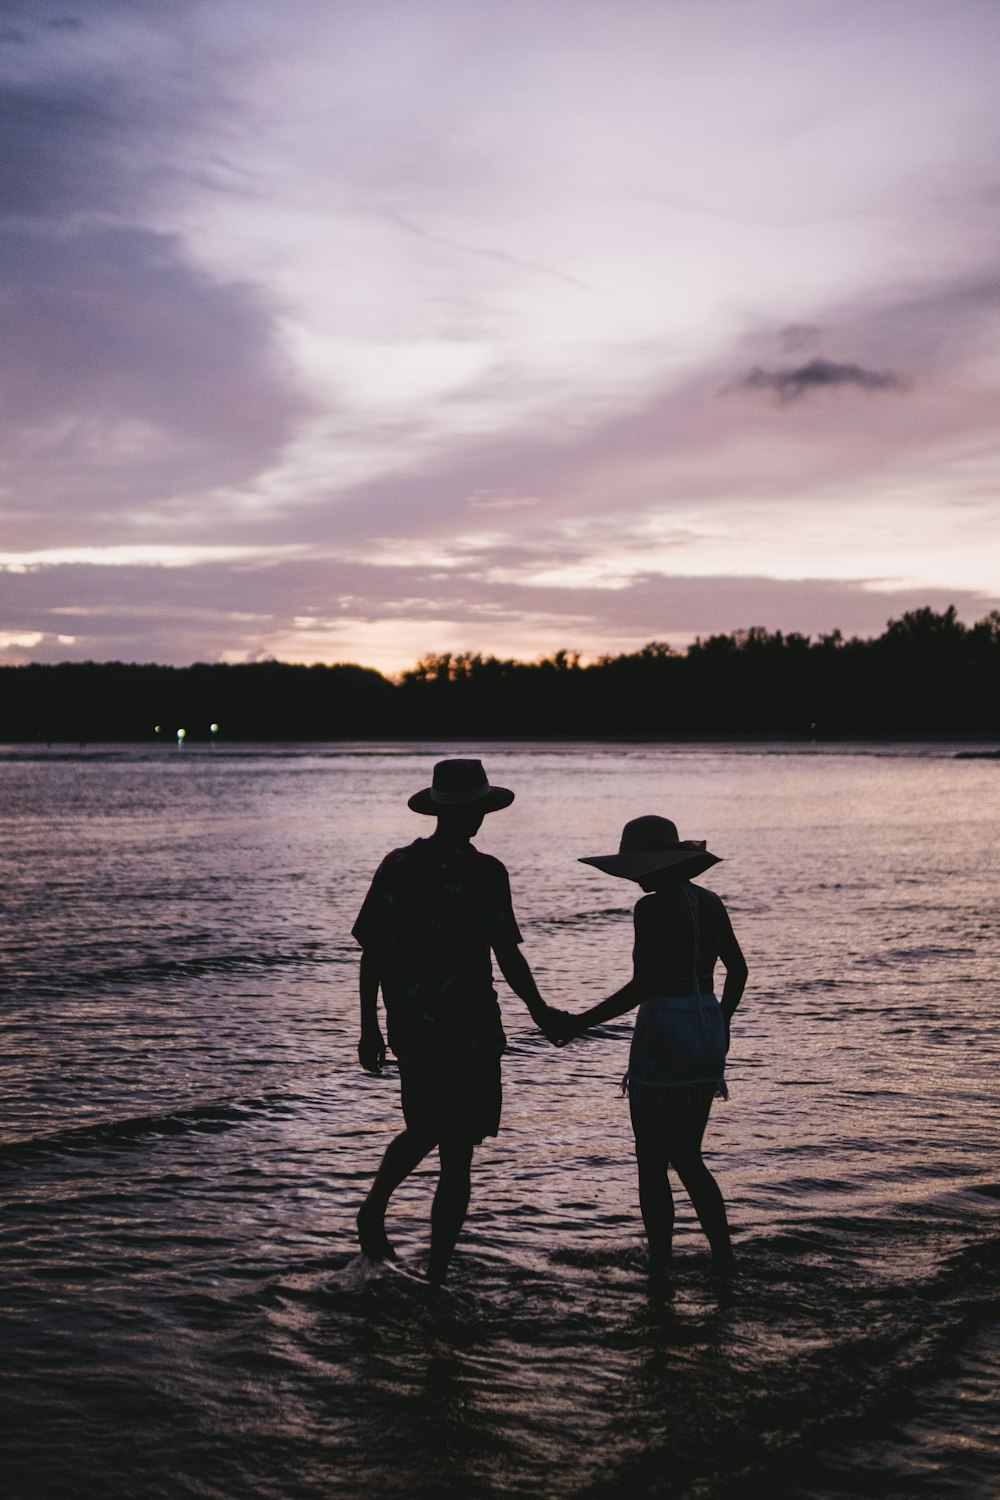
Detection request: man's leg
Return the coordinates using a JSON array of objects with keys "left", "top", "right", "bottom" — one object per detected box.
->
[
  {"left": 357, "top": 1127, "right": 436, "bottom": 1259},
  {"left": 427, "top": 1135, "right": 475, "bottom": 1287}
]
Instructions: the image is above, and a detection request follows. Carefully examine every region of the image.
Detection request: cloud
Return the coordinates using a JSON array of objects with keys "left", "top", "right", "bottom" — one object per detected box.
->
[
  {"left": 383, "top": 211, "right": 594, "bottom": 292},
  {"left": 0, "top": 2, "right": 312, "bottom": 547},
  {"left": 0, "top": 0, "right": 206, "bottom": 225},
  {"left": 266, "top": 264, "right": 995, "bottom": 556},
  {"left": 2, "top": 1, "right": 999, "bottom": 671},
  {"left": 0, "top": 222, "right": 311, "bottom": 540},
  {"left": 780, "top": 324, "right": 823, "bottom": 353},
  {"left": 466, "top": 491, "right": 541, "bottom": 511},
  {"left": 2, "top": 552, "right": 998, "bottom": 671},
  {"left": 0, "top": 82, "right": 124, "bottom": 218},
  {"left": 733, "top": 357, "right": 905, "bottom": 402}
]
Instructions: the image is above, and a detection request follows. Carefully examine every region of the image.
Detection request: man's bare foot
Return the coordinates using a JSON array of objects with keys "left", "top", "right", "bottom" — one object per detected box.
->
[{"left": 356, "top": 1202, "right": 397, "bottom": 1261}]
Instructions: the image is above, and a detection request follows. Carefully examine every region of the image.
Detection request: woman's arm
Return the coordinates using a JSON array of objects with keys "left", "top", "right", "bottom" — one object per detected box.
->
[
  {"left": 717, "top": 906, "right": 748, "bottom": 1046},
  {"left": 566, "top": 978, "right": 644, "bottom": 1036},
  {"left": 561, "top": 900, "right": 650, "bottom": 1038}
]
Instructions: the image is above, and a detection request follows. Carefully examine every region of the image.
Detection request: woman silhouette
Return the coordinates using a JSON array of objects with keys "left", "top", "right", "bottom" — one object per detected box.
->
[{"left": 563, "top": 816, "right": 747, "bottom": 1275}]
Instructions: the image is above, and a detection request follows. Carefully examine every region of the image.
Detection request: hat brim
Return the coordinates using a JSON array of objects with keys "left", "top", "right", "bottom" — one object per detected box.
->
[
  {"left": 579, "top": 849, "right": 721, "bottom": 881},
  {"left": 408, "top": 785, "right": 515, "bottom": 816}
]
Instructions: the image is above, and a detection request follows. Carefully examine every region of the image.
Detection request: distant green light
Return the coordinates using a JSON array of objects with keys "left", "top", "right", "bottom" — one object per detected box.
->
[
  {"left": 176, "top": 728, "right": 187, "bottom": 742},
  {"left": 210, "top": 723, "right": 219, "bottom": 733}
]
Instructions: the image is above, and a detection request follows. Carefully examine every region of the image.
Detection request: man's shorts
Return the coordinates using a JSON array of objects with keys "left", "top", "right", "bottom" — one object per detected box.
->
[{"left": 398, "top": 1054, "right": 502, "bottom": 1144}]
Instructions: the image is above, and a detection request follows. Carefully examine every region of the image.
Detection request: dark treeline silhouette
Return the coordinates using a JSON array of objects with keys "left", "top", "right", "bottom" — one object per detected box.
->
[
  {"left": 2, "top": 608, "right": 999, "bottom": 742},
  {"left": 0, "top": 661, "right": 396, "bottom": 744}
]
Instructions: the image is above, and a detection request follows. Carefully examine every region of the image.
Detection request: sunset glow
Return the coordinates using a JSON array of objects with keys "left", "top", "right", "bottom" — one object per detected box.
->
[{"left": 3, "top": 0, "right": 999, "bottom": 671}]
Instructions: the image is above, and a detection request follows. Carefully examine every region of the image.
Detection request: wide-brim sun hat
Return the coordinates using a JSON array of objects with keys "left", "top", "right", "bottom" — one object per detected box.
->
[
  {"left": 408, "top": 757, "right": 515, "bottom": 816},
  {"left": 579, "top": 814, "right": 721, "bottom": 881}
]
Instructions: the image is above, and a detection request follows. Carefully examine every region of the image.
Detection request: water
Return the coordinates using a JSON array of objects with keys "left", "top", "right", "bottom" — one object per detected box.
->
[{"left": 2, "top": 741, "right": 999, "bottom": 1499}]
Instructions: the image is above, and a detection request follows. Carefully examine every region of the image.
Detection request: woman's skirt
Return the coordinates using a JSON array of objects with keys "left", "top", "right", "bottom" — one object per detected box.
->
[{"left": 623, "top": 992, "right": 728, "bottom": 1105}]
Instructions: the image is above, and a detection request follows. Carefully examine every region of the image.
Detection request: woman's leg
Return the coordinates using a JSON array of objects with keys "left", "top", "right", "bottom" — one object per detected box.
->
[
  {"left": 629, "top": 1097, "right": 676, "bottom": 1266},
  {"left": 664, "top": 1095, "right": 735, "bottom": 1271},
  {"left": 428, "top": 1136, "right": 475, "bottom": 1287}
]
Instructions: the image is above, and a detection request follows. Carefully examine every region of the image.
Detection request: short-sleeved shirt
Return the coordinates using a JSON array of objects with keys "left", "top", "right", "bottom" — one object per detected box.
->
[{"left": 352, "top": 837, "right": 522, "bottom": 1065}]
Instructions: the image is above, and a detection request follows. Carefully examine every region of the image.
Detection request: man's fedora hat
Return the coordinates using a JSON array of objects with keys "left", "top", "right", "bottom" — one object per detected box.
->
[
  {"left": 408, "top": 758, "right": 515, "bottom": 816},
  {"left": 579, "top": 815, "right": 721, "bottom": 881}
]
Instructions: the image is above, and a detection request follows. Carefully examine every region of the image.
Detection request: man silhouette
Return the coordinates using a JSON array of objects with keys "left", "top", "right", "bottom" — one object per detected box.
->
[{"left": 353, "top": 758, "right": 563, "bottom": 1286}]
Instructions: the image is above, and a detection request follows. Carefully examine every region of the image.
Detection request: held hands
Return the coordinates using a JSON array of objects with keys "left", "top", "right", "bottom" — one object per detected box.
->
[
  {"left": 358, "top": 1026, "right": 387, "bottom": 1074},
  {"left": 360, "top": 1010, "right": 589, "bottom": 1060},
  {"left": 540, "top": 1006, "right": 584, "bottom": 1047}
]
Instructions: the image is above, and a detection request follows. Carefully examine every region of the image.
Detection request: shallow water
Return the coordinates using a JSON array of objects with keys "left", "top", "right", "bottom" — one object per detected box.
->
[{"left": 2, "top": 741, "right": 999, "bottom": 1498}]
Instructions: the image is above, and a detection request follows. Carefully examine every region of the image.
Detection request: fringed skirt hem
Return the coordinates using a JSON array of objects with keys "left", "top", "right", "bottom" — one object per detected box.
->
[{"left": 621, "top": 1074, "right": 728, "bottom": 1104}]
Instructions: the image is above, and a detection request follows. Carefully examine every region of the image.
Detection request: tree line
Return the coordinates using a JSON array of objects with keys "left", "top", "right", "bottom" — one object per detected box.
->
[{"left": 1, "top": 608, "right": 998, "bottom": 742}]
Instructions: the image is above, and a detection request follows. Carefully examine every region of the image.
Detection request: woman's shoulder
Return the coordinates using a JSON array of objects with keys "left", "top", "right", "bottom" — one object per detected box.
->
[
  {"left": 634, "top": 883, "right": 728, "bottom": 919},
  {"left": 633, "top": 891, "right": 661, "bottom": 916},
  {"left": 690, "top": 883, "right": 732, "bottom": 926}
]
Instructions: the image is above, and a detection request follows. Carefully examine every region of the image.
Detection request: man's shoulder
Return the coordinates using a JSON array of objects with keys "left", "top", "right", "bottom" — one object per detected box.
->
[
  {"left": 466, "top": 846, "right": 511, "bottom": 883},
  {"left": 376, "top": 838, "right": 426, "bottom": 867},
  {"left": 467, "top": 846, "right": 515, "bottom": 888},
  {"left": 373, "top": 839, "right": 506, "bottom": 880},
  {"left": 368, "top": 840, "right": 427, "bottom": 886}
]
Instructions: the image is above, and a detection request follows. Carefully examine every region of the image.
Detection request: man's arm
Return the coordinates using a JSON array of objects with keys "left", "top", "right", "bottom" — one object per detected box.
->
[
  {"left": 493, "top": 941, "right": 565, "bottom": 1041},
  {"left": 357, "top": 948, "right": 387, "bottom": 1073}
]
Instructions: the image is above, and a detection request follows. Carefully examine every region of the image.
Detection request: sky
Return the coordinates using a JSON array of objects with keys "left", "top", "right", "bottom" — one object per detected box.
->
[{"left": 3, "top": 0, "right": 1000, "bottom": 674}]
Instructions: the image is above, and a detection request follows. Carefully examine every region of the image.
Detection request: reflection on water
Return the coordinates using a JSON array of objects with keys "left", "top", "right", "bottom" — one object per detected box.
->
[{"left": 1, "top": 742, "right": 999, "bottom": 1498}]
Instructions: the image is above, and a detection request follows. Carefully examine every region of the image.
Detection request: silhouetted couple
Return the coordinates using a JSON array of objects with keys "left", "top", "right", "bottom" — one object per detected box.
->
[{"left": 353, "top": 759, "right": 747, "bottom": 1287}]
